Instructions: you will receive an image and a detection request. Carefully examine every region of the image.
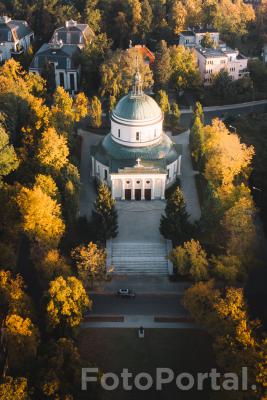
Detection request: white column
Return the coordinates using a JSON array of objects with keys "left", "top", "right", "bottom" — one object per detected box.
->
[
  {"left": 161, "top": 179, "right": 165, "bottom": 200},
  {"left": 131, "top": 179, "right": 135, "bottom": 200},
  {"left": 111, "top": 179, "right": 115, "bottom": 199},
  {"left": 151, "top": 179, "right": 155, "bottom": 200},
  {"left": 177, "top": 155, "right": 182, "bottom": 176},
  {"left": 121, "top": 179, "right": 125, "bottom": 200},
  {"left": 91, "top": 157, "right": 95, "bottom": 176},
  {"left": 141, "top": 179, "right": 145, "bottom": 200}
]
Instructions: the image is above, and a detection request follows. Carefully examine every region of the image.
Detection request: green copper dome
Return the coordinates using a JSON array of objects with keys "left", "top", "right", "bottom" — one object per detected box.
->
[{"left": 112, "top": 93, "right": 162, "bottom": 121}]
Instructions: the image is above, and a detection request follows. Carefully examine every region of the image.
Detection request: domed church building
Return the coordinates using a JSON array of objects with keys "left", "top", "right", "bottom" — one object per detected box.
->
[{"left": 91, "top": 71, "right": 182, "bottom": 200}]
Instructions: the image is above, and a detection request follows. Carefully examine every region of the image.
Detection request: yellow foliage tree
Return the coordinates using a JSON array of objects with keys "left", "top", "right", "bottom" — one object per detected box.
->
[
  {"left": 203, "top": 119, "right": 254, "bottom": 188},
  {"left": 36, "top": 127, "right": 69, "bottom": 172},
  {"left": 71, "top": 242, "right": 107, "bottom": 287},
  {"left": 0, "top": 376, "right": 30, "bottom": 400},
  {"left": 4, "top": 314, "right": 39, "bottom": 370},
  {"left": 16, "top": 186, "right": 65, "bottom": 248},
  {"left": 47, "top": 276, "right": 92, "bottom": 328}
]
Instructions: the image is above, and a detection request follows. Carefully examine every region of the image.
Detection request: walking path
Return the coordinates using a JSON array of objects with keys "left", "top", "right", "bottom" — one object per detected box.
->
[
  {"left": 78, "top": 129, "right": 102, "bottom": 219},
  {"left": 168, "top": 130, "right": 201, "bottom": 222},
  {"left": 180, "top": 99, "right": 267, "bottom": 114},
  {"left": 82, "top": 315, "right": 199, "bottom": 330}
]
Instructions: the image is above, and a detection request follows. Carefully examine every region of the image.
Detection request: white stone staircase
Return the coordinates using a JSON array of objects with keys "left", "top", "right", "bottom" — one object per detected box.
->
[{"left": 107, "top": 241, "right": 170, "bottom": 275}]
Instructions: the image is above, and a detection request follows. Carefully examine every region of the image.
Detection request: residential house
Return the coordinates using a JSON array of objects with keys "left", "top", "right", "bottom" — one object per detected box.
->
[
  {"left": 50, "top": 19, "right": 94, "bottom": 49},
  {"left": 0, "top": 44, "right": 11, "bottom": 63},
  {"left": 195, "top": 45, "right": 249, "bottom": 85},
  {"left": 263, "top": 44, "right": 267, "bottom": 63},
  {"left": 179, "top": 28, "right": 220, "bottom": 48},
  {"left": 0, "top": 15, "right": 34, "bottom": 54},
  {"left": 132, "top": 44, "right": 155, "bottom": 65},
  {"left": 29, "top": 40, "right": 81, "bottom": 94}
]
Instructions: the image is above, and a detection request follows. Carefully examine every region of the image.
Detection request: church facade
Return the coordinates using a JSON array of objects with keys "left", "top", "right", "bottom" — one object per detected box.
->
[{"left": 91, "top": 72, "right": 181, "bottom": 200}]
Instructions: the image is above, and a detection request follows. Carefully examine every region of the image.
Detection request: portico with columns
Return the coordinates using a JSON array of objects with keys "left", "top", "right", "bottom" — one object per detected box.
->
[{"left": 91, "top": 69, "right": 181, "bottom": 201}]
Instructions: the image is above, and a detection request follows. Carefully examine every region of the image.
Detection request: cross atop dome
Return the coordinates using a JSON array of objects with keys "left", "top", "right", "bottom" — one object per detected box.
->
[{"left": 131, "top": 55, "right": 143, "bottom": 97}]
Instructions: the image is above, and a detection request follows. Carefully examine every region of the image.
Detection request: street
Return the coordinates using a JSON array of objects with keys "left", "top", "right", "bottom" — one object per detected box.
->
[{"left": 90, "top": 294, "right": 188, "bottom": 317}]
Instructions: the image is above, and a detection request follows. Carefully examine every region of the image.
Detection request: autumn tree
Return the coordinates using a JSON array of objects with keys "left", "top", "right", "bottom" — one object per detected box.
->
[
  {"left": 221, "top": 196, "right": 257, "bottom": 261},
  {"left": 160, "top": 187, "right": 192, "bottom": 245},
  {"left": 139, "top": 0, "right": 153, "bottom": 40},
  {"left": 0, "top": 376, "right": 30, "bottom": 400},
  {"left": 88, "top": 96, "right": 102, "bottom": 128},
  {"left": 169, "top": 0, "right": 187, "bottom": 35},
  {"left": 71, "top": 242, "right": 107, "bottom": 287},
  {"left": 156, "top": 90, "right": 170, "bottom": 114},
  {"left": 3, "top": 314, "right": 39, "bottom": 370},
  {"left": 183, "top": 282, "right": 267, "bottom": 398},
  {"left": 169, "top": 240, "right": 209, "bottom": 281},
  {"left": 16, "top": 185, "right": 65, "bottom": 248},
  {"left": 203, "top": 119, "right": 254, "bottom": 188},
  {"left": 34, "top": 174, "right": 59, "bottom": 200},
  {"left": 100, "top": 48, "right": 153, "bottom": 100},
  {"left": 31, "top": 247, "right": 71, "bottom": 284},
  {"left": 36, "top": 127, "right": 69, "bottom": 172},
  {"left": 93, "top": 183, "right": 118, "bottom": 241},
  {"left": 38, "top": 338, "right": 83, "bottom": 399},
  {"left": 0, "top": 124, "right": 19, "bottom": 184},
  {"left": 85, "top": 0, "right": 102, "bottom": 33},
  {"left": 210, "top": 254, "right": 243, "bottom": 284},
  {"left": 46, "top": 276, "right": 91, "bottom": 328}
]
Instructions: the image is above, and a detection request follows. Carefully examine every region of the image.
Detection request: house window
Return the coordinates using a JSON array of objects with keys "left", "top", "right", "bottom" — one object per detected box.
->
[
  {"left": 136, "top": 132, "right": 140, "bottom": 141},
  {"left": 167, "top": 169, "right": 170, "bottom": 179},
  {"left": 70, "top": 73, "right": 75, "bottom": 91},
  {"left": 104, "top": 169, "right": 108, "bottom": 180},
  {"left": 59, "top": 72, "right": 65, "bottom": 87},
  {"left": 154, "top": 129, "right": 157, "bottom": 137},
  {"left": 118, "top": 129, "right": 120, "bottom": 138}
]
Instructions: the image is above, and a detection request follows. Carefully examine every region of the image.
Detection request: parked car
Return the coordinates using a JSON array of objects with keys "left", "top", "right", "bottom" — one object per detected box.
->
[{"left": 116, "top": 289, "right": 136, "bottom": 298}]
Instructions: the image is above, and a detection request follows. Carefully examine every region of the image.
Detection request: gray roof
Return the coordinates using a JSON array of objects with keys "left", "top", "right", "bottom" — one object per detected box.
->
[
  {"left": 30, "top": 43, "right": 80, "bottom": 70},
  {"left": 0, "top": 19, "right": 33, "bottom": 42},
  {"left": 52, "top": 23, "right": 94, "bottom": 45},
  {"left": 112, "top": 92, "right": 162, "bottom": 121},
  {"left": 91, "top": 133, "right": 182, "bottom": 173}
]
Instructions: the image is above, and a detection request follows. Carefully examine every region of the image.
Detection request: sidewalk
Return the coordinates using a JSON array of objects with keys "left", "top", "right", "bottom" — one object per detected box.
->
[
  {"left": 82, "top": 315, "right": 200, "bottom": 330},
  {"left": 170, "top": 130, "right": 201, "bottom": 222},
  {"left": 180, "top": 99, "right": 267, "bottom": 114}
]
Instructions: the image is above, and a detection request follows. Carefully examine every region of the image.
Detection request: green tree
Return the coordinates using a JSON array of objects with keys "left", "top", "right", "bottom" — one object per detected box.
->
[
  {"left": 201, "top": 32, "right": 215, "bottom": 48},
  {"left": 47, "top": 276, "right": 91, "bottom": 328},
  {"left": 88, "top": 96, "right": 102, "bottom": 128},
  {"left": 212, "top": 70, "right": 232, "bottom": 99},
  {"left": 0, "top": 124, "right": 19, "bottom": 183},
  {"left": 170, "top": 103, "right": 181, "bottom": 127},
  {"left": 93, "top": 183, "right": 118, "bottom": 241},
  {"left": 170, "top": 239, "right": 209, "bottom": 281},
  {"left": 85, "top": 0, "right": 102, "bottom": 33},
  {"left": 153, "top": 40, "right": 172, "bottom": 90},
  {"left": 170, "top": 45, "right": 201, "bottom": 91},
  {"left": 156, "top": 90, "right": 170, "bottom": 114},
  {"left": 191, "top": 116, "right": 205, "bottom": 168},
  {"left": 139, "top": 0, "right": 153, "bottom": 39},
  {"left": 160, "top": 187, "right": 192, "bottom": 245},
  {"left": 71, "top": 242, "right": 107, "bottom": 287}
]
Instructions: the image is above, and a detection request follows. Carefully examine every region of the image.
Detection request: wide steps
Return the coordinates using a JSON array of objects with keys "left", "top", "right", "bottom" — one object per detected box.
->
[{"left": 109, "top": 241, "right": 169, "bottom": 276}]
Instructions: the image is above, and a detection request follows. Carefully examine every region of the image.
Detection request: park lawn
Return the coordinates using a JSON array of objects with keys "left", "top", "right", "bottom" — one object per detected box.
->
[{"left": 78, "top": 328, "right": 216, "bottom": 400}]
